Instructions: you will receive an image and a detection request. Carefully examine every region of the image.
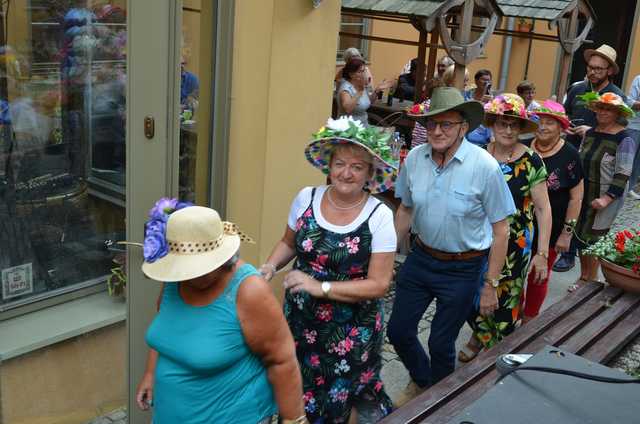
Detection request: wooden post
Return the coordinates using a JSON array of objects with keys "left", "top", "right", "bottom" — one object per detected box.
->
[
  {"left": 556, "top": 7, "right": 579, "bottom": 100},
  {"left": 425, "top": 29, "right": 440, "bottom": 98},
  {"left": 454, "top": 0, "right": 474, "bottom": 90},
  {"left": 415, "top": 30, "right": 428, "bottom": 103}
]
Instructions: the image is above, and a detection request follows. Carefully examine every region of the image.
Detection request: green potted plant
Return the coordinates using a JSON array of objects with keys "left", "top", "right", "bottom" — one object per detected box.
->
[
  {"left": 106, "top": 253, "right": 127, "bottom": 299},
  {"left": 584, "top": 228, "right": 640, "bottom": 293}
]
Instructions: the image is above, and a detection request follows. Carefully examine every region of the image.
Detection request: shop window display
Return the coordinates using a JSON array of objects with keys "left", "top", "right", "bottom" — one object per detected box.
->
[{"left": 0, "top": 1, "right": 126, "bottom": 313}]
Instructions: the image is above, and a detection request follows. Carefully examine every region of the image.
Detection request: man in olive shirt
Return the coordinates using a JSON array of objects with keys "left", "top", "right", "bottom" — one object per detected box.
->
[{"left": 388, "top": 88, "right": 515, "bottom": 400}]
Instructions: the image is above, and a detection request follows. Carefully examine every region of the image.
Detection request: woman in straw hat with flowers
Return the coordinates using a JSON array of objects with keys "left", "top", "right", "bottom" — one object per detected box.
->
[
  {"left": 461, "top": 94, "right": 552, "bottom": 359},
  {"left": 524, "top": 100, "right": 584, "bottom": 318},
  {"left": 260, "top": 116, "right": 397, "bottom": 423},
  {"left": 571, "top": 92, "right": 637, "bottom": 290},
  {"left": 135, "top": 199, "right": 306, "bottom": 424}
]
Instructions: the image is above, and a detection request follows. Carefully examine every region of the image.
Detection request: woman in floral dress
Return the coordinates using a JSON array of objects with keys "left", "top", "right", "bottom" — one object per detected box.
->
[
  {"left": 260, "top": 117, "right": 398, "bottom": 423},
  {"left": 459, "top": 94, "right": 552, "bottom": 360}
]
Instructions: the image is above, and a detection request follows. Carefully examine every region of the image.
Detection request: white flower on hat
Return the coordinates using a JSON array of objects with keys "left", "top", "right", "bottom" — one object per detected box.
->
[{"left": 326, "top": 116, "right": 364, "bottom": 132}]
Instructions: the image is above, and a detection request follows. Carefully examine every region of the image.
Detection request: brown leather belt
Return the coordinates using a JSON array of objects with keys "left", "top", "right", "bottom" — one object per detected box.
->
[{"left": 415, "top": 237, "right": 489, "bottom": 261}]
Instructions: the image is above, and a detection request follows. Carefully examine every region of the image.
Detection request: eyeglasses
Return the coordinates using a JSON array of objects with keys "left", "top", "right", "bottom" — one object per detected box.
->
[
  {"left": 356, "top": 68, "right": 366, "bottom": 74},
  {"left": 587, "top": 65, "right": 609, "bottom": 73},
  {"left": 494, "top": 120, "right": 521, "bottom": 131},
  {"left": 424, "top": 120, "right": 464, "bottom": 132}
]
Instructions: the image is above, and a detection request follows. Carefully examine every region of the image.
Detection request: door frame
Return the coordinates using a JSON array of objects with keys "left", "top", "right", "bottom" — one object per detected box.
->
[
  {"left": 126, "top": 1, "right": 177, "bottom": 422},
  {"left": 126, "top": 1, "right": 234, "bottom": 422}
]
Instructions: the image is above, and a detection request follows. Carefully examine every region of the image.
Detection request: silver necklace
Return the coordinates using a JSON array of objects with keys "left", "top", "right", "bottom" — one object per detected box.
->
[{"left": 326, "top": 186, "right": 367, "bottom": 210}]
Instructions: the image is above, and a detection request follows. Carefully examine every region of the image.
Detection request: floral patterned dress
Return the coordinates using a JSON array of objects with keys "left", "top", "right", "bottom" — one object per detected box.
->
[
  {"left": 285, "top": 189, "right": 393, "bottom": 423},
  {"left": 472, "top": 150, "right": 548, "bottom": 347}
]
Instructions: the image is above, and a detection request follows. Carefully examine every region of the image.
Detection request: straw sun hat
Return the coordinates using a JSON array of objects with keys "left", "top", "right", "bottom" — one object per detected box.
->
[
  {"left": 583, "top": 44, "right": 619, "bottom": 75},
  {"left": 141, "top": 199, "right": 254, "bottom": 282},
  {"left": 305, "top": 116, "right": 398, "bottom": 193}
]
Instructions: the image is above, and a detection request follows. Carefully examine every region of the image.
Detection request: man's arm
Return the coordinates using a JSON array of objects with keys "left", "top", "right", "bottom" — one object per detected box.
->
[{"left": 395, "top": 204, "right": 412, "bottom": 248}]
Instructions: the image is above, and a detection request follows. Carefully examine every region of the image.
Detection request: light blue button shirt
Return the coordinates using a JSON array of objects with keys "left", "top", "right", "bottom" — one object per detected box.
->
[
  {"left": 395, "top": 139, "right": 516, "bottom": 252},
  {"left": 627, "top": 75, "right": 640, "bottom": 131}
]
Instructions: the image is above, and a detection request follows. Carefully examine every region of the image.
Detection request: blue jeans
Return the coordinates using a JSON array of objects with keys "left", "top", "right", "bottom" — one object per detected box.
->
[
  {"left": 628, "top": 129, "right": 640, "bottom": 191},
  {"left": 387, "top": 245, "right": 488, "bottom": 387}
]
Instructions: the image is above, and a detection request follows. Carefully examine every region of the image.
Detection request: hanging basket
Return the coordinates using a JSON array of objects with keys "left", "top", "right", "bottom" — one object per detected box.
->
[{"left": 599, "top": 259, "right": 640, "bottom": 294}]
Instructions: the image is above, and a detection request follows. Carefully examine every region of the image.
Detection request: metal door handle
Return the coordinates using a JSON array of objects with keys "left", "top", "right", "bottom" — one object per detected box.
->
[{"left": 144, "top": 116, "right": 155, "bottom": 139}]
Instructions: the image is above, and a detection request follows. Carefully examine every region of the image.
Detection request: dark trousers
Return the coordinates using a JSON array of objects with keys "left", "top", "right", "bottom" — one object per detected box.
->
[{"left": 387, "top": 244, "right": 488, "bottom": 387}]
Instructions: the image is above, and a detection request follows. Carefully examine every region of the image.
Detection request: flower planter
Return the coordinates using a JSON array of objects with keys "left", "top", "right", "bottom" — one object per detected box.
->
[{"left": 600, "top": 259, "right": 640, "bottom": 294}]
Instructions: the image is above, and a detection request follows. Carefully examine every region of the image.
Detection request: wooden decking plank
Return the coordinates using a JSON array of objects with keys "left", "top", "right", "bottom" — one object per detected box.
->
[
  {"left": 516, "top": 285, "right": 624, "bottom": 355},
  {"left": 419, "top": 371, "right": 499, "bottom": 424},
  {"left": 560, "top": 292, "right": 640, "bottom": 354},
  {"left": 380, "top": 282, "right": 604, "bottom": 423},
  {"left": 582, "top": 301, "right": 640, "bottom": 363}
]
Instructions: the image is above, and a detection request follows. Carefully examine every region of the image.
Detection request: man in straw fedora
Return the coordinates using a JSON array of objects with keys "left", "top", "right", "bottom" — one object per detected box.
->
[
  {"left": 387, "top": 87, "right": 515, "bottom": 403},
  {"left": 555, "top": 44, "right": 627, "bottom": 273}
]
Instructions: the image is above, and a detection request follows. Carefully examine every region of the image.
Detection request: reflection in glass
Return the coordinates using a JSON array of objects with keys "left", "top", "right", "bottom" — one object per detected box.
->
[
  {"left": 179, "top": 1, "right": 213, "bottom": 205},
  {"left": 0, "top": 1, "right": 126, "bottom": 312}
]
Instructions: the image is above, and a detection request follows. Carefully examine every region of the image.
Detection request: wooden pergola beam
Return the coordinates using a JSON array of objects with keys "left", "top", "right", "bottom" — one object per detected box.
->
[{"left": 338, "top": 31, "right": 445, "bottom": 48}]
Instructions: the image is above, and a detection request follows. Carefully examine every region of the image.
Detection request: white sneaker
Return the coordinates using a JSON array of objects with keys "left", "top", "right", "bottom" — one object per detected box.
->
[{"left": 629, "top": 190, "right": 640, "bottom": 200}]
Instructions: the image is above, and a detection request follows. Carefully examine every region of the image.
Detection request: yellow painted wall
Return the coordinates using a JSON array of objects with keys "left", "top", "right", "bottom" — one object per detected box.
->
[
  {"left": 501, "top": 21, "right": 558, "bottom": 100},
  {"left": 1, "top": 323, "right": 126, "bottom": 424},
  {"left": 227, "top": 0, "right": 340, "bottom": 265}
]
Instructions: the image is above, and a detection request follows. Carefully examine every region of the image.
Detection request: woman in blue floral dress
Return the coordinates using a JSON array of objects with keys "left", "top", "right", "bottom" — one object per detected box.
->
[{"left": 261, "top": 117, "right": 398, "bottom": 423}]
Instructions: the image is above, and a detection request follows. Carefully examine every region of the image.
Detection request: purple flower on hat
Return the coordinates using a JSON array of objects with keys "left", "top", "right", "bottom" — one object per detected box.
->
[
  {"left": 149, "top": 197, "right": 178, "bottom": 220},
  {"left": 143, "top": 232, "right": 168, "bottom": 263},
  {"left": 143, "top": 198, "right": 193, "bottom": 263},
  {"left": 145, "top": 218, "right": 166, "bottom": 238}
]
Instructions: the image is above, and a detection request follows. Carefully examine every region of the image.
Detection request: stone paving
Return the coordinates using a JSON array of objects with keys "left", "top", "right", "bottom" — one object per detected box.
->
[
  {"left": 86, "top": 407, "right": 126, "bottom": 424},
  {"left": 87, "top": 195, "right": 640, "bottom": 423}
]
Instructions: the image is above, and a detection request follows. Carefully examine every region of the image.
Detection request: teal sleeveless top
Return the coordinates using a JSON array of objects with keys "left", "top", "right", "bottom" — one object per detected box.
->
[{"left": 146, "top": 264, "right": 277, "bottom": 424}]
